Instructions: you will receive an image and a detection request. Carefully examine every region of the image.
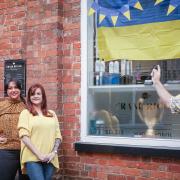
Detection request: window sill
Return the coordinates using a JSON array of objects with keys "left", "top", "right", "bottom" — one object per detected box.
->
[{"left": 74, "top": 142, "right": 180, "bottom": 157}]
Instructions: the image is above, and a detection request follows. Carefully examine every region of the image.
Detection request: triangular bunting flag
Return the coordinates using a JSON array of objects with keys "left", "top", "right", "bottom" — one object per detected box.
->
[
  {"left": 88, "top": 8, "right": 95, "bottom": 16},
  {"left": 111, "top": 16, "right": 118, "bottom": 26},
  {"left": 134, "top": 1, "right": 143, "bottom": 10},
  {"left": 124, "top": 11, "right": 131, "bottom": 20},
  {"left": 99, "top": 14, "right": 106, "bottom": 24},
  {"left": 129, "top": 0, "right": 143, "bottom": 10},
  {"left": 88, "top": 2, "right": 99, "bottom": 16},
  {"left": 167, "top": 4, "right": 176, "bottom": 15},
  {"left": 167, "top": 0, "right": 180, "bottom": 15},
  {"left": 120, "top": 5, "right": 131, "bottom": 20},
  {"left": 154, "top": 0, "right": 164, "bottom": 6}
]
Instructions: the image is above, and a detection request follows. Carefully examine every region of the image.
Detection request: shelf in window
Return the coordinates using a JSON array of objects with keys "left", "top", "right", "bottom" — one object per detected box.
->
[
  {"left": 88, "top": 84, "right": 180, "bottom": 92},
  {"left": 89, "top": 84, "right": 148, "bottom": 88}
]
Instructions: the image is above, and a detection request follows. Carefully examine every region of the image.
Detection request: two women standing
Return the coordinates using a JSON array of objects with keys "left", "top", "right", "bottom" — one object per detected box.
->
[{"left": 0, "top": 80, "right": 61, "bottom": 180}]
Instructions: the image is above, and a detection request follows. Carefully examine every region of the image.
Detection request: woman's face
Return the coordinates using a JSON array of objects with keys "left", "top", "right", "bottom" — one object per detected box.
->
[
  {"left": 30, "top": 88, "right": 43, "bottom": 106},
  {"left": 7, "top": 81, "right": 21, "bottom": 100}
]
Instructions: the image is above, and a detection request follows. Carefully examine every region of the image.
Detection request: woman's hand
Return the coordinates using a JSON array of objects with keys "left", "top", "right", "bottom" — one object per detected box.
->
[
  {"left": 0, "top": 136, "right": 7, "bottom": 144},
  {"left": 46, "top": 152, "right": 56, "bottom": 163},
  {"left": 151, "top": 65, "right": 161, "bottom": 85},
  {"left": 37, "top": 153, "right": 49, "bottom": 162},
  {"left": 37, "top": 152, "right": 56, "bottom": 163}
]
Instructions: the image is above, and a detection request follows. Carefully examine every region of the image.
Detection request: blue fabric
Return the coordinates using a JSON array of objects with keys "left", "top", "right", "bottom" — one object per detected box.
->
[
  {"left": 26, "top": 162, "right": 55, "bottom": 180},
  {"left": 97, "top": 0, "right": 180, "bottom": 27}
]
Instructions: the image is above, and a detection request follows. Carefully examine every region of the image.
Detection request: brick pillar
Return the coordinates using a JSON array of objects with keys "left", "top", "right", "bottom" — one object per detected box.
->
[{"left": 61, "top": 1, "right": 81, "bottom": 179}]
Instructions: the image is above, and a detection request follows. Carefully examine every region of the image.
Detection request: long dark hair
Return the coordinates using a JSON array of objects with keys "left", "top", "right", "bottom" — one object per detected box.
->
[
  {"left": 27, "top": 83, "right": 52, "bottom": 117},
  {"left": 5, "top": 79, "right": 26, "bottom": 104}
]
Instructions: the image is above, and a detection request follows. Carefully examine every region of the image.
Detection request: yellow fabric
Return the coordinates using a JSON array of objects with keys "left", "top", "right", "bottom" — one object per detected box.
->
[
  {"left": 170, "top": 94, "right": 180, "bottom": 113},
  {"left": 97, "top": 20, "right": 180, "bottom": 61},
  {"left": 18, "top": 109, "right": 62, "bottom": 173}
]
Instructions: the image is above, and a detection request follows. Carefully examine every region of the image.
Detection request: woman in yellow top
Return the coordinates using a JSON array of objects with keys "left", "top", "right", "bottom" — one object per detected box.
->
[
  {"left": 18, "top": 84, "right": 62, "bottom": 180},
  {"left": 0, "top": 79, "right": 28, "bottom": 180}
]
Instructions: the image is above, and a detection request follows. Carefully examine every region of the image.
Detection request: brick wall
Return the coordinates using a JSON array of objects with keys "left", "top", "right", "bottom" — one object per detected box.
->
[
  {"left": 0, "top": 0, "right": 63, "bottom": 178},
  {"left": 0, "top": 0, "right": 61, "bottom": 109},
  {"left": 1, "top": 1, "right": 180, "bottom": 180}
]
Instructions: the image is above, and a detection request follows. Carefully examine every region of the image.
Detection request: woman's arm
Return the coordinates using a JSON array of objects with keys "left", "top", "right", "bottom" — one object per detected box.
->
[
  {"left": 47, "top": 138, "right": 61, "bottom": 163},
  {"left": 46, "top": 111, "right": 62, "bottom": 163},
  {"left": 151, "top": 65, "right": 172, "bottom": 108},
  {"left": 52, "top": 138, "right": 61, "bottom": 153},
  {"left": 21, "top": 136, "right": 49, "bottom": 162}
]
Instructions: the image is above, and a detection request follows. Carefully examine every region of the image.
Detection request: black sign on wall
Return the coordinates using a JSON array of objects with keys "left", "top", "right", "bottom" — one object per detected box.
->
[{"left": 4, "top": 60, "right": 26, "bottom": 96}]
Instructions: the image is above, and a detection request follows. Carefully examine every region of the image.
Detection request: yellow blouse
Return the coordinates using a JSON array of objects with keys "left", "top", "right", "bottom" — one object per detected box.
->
[{"left": 18, "top": 109, "right": 62, "bottom": 173}]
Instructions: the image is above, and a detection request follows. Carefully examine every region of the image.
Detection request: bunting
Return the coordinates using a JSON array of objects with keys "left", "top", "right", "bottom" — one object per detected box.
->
[
  {"left": 88, "top": 0, "right": 180, "bottom": 25},
  {"left": 88, "top": 0, "right": 143, "bottom": 26}
]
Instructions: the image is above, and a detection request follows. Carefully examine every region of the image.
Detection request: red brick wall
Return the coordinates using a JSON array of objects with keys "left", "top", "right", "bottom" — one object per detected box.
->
[
  {"left": 0, "top": 0, "right": 63, "bottom": 178},
  {"left": 1, "top": 1, "right": 180, "bottom": 180},
  {"left": 0, "top": 0, "right": 61, "bottom": 110}
]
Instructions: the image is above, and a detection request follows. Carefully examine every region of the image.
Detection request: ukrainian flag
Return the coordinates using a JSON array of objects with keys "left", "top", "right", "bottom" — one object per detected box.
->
[{"left": 96, "top": 0, "right": 180, "bottom": 61}]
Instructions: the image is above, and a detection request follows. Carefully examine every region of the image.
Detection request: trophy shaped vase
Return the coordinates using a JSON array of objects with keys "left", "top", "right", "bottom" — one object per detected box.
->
[{"left": 137, "top": 94, "right": 164, "bottom": 137}]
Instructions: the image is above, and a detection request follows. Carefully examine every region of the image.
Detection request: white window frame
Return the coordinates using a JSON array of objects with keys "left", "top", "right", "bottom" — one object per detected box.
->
[{"left": 80, "top": 0, "right": 180, "bottom": 148}]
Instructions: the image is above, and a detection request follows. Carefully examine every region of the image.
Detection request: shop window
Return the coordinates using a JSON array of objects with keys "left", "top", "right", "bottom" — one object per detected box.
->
[{"left": 81, "top": 1, "right": 180, "bottom": 147}]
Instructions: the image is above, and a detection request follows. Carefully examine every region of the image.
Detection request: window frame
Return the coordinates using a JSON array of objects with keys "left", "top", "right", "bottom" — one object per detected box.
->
[{"left": 80, "top": 0, "right": 180, "bottom": 149}]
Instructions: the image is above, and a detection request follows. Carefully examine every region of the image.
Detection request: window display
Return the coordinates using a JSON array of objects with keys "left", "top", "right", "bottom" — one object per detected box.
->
[{"left": 83, "top": 0, "right": 180, "bottom": 144}]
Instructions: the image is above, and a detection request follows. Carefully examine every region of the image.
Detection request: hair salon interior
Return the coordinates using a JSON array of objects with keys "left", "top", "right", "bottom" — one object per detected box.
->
[{"left": 0, "top": 0, "right": 180, "bottom": 179}]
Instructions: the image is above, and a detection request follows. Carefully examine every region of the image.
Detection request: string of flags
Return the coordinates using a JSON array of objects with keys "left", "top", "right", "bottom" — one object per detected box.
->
[
  {"left": 155, "top": 0, "right": 180, "bottom": 15},
  {"left": 88, "top": 0, "right": 180, "bottom": 26}
]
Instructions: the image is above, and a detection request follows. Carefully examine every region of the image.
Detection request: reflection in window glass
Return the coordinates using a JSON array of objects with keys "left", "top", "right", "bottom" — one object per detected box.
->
[{"left": 88, "top": 87, "right": 180, "bottom": 139}]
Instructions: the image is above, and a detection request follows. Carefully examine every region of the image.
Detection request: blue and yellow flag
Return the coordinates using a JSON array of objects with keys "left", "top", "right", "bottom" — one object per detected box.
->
[{"left": 91, "top": 0, "right": 180, "bottom": 61}]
